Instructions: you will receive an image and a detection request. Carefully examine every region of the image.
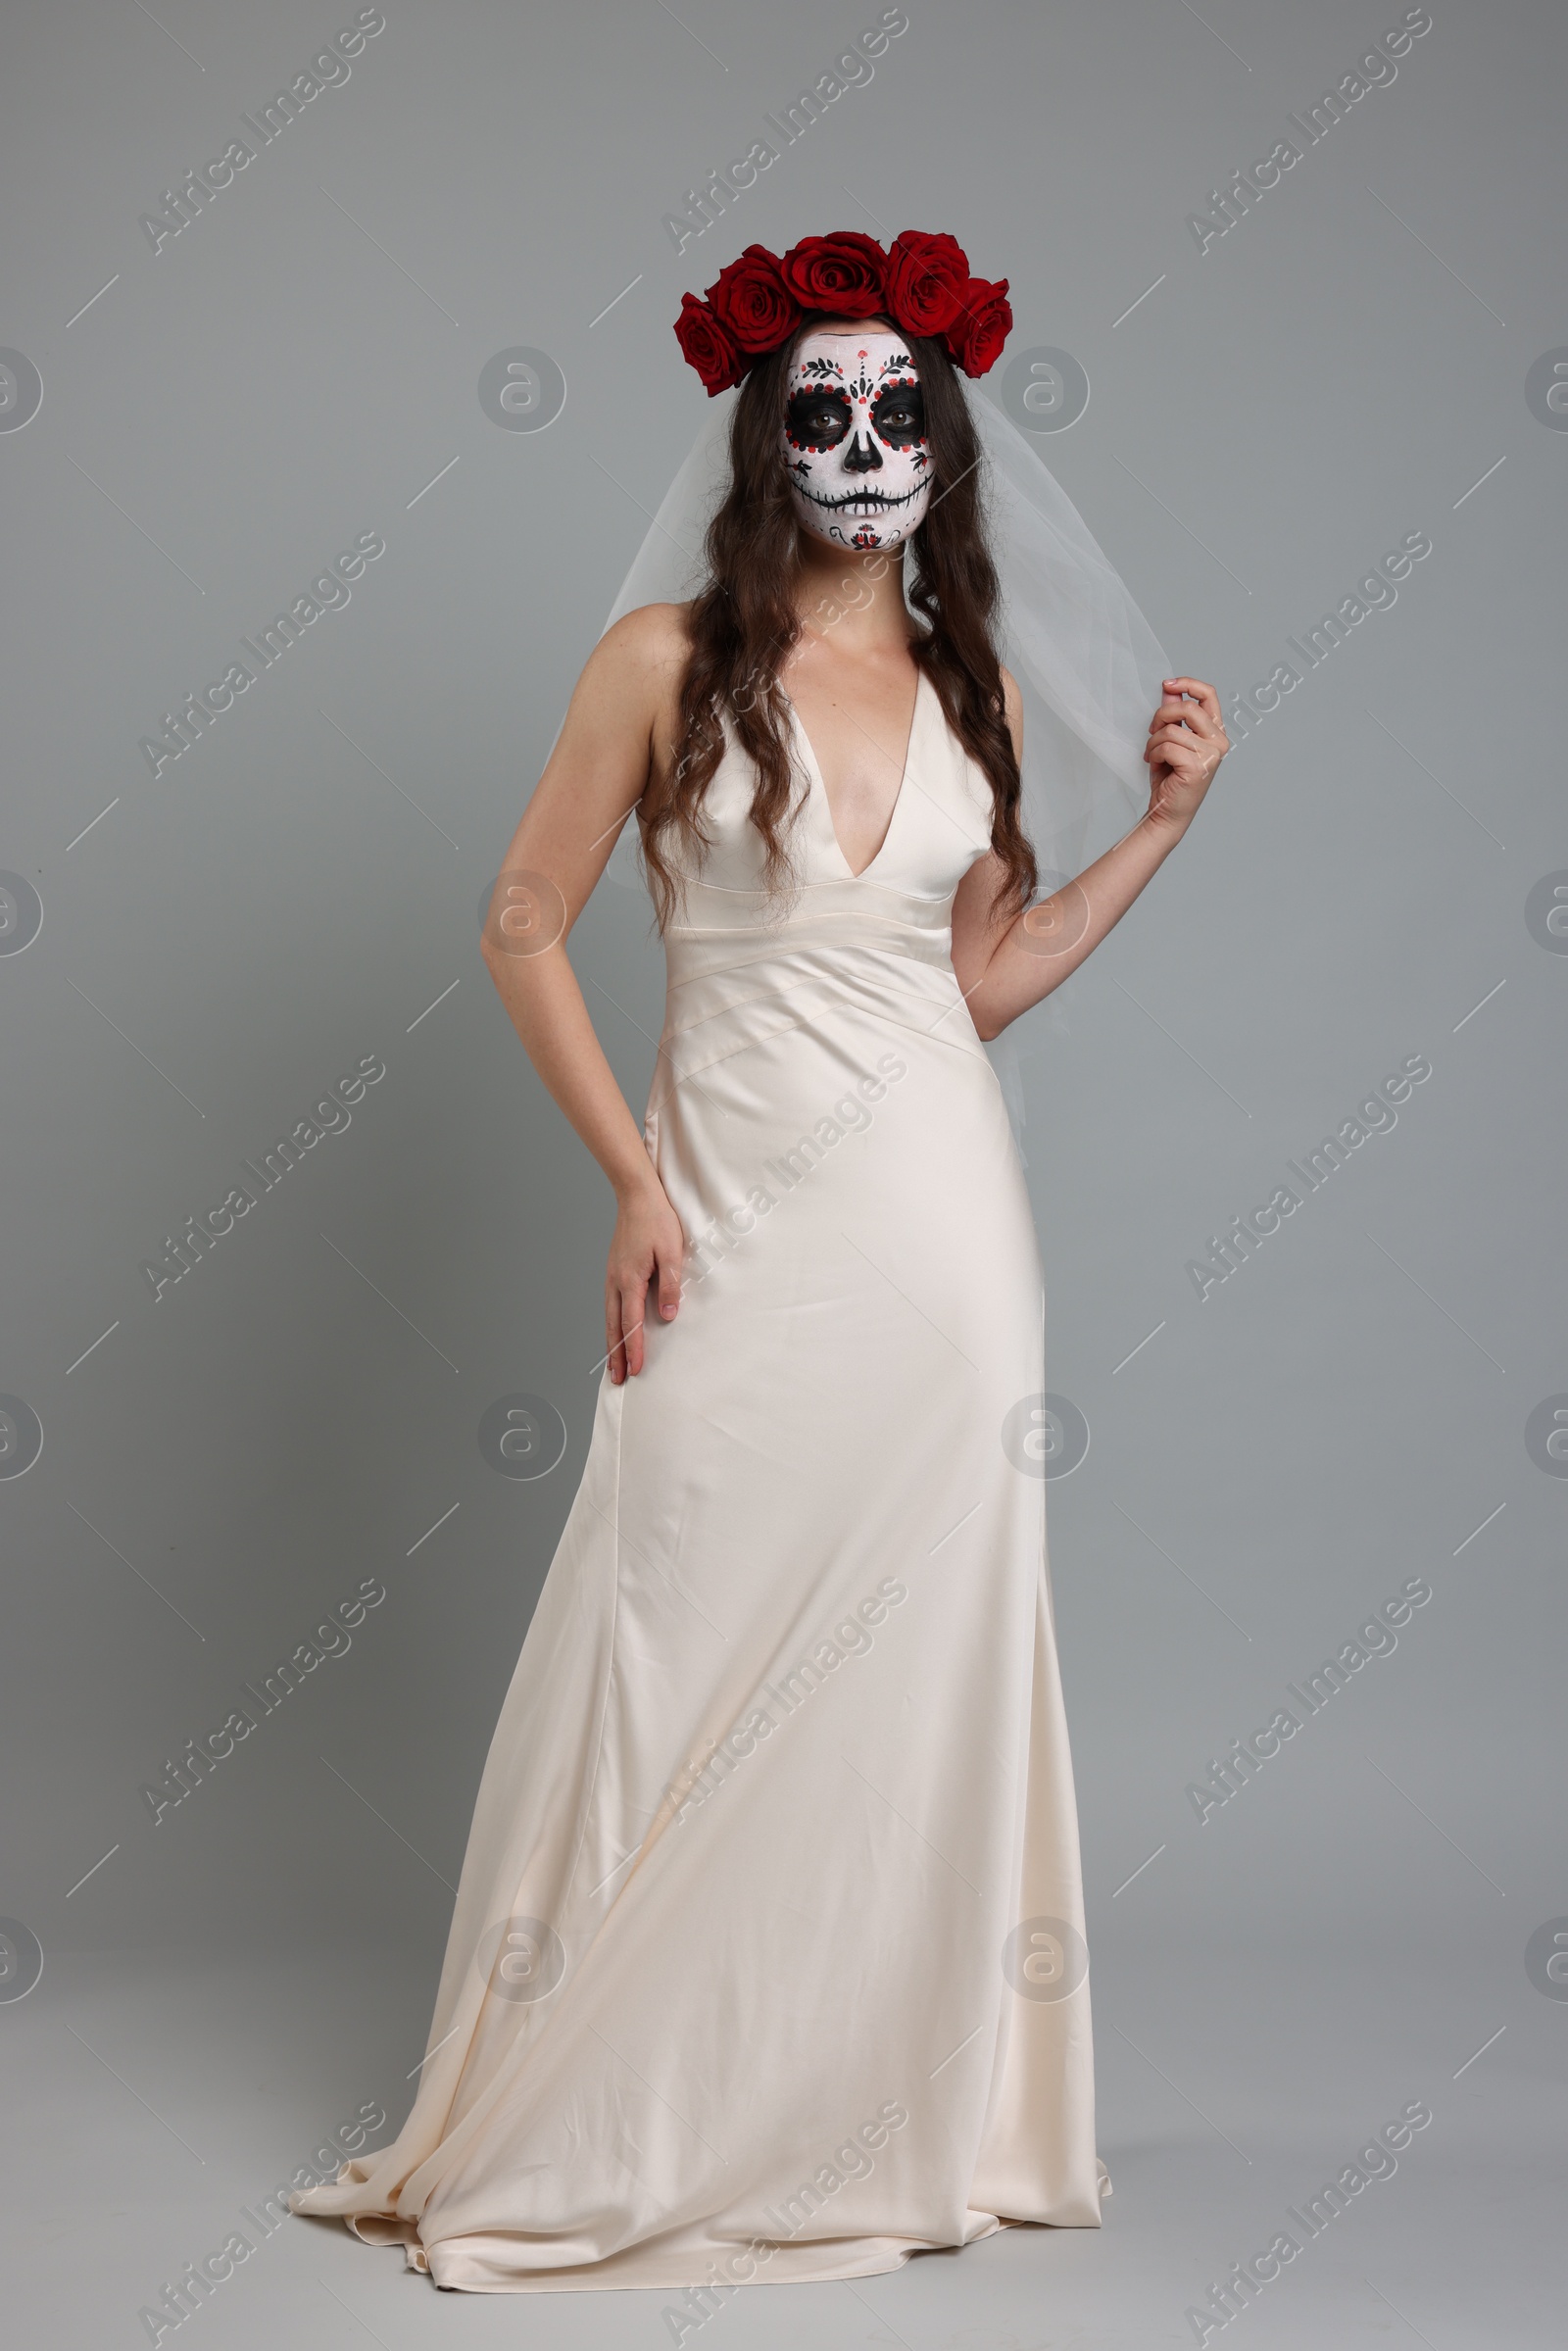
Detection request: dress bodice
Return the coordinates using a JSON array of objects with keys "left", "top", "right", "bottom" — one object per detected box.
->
[
  {"left": 662, "top": 666, "right": 994, "bottom": 911},
  {"left": 647, "top": 668, "right": 999, "bottom": 1133}
]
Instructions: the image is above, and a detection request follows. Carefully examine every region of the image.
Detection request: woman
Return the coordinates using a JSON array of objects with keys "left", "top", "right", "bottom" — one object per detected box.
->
[{"left": 292, "top": 229, "right": 1226, "bottom": 2299}]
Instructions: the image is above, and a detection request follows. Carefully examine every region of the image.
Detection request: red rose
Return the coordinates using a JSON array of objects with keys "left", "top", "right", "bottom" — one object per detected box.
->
[
  {"left": 706, "top": 244, "right": 801, "bottom": 354},
  {"left": 672, "top": 292, "right": 745, "bottom": 396},
  {"left": 884, "top": 230, "right": 971, "bottom": 339},
  {"left": 944, "top": 276, "right": 1013, "bottom": 377},
  {"left": 779, "top": 230, "right": 888, "bottom": 318}
]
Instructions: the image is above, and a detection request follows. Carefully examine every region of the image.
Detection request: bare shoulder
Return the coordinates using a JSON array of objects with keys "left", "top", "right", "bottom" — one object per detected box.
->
[
  {"left": 586, "top": 601, "right": 694, "bottom": 716},
  {"left": 599, "top": 599, "right": 694, "bottom": 664}
]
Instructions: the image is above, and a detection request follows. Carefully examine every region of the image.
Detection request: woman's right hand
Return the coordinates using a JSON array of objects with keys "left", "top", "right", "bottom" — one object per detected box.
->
[{"left": 606, "top": 1174, "right": 687, "bottom": 1383}]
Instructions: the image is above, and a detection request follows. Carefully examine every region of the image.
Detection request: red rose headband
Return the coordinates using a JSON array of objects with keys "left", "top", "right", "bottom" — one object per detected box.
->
[{"left": 673, "top": 228, "right": 1012, "bottom": 396}]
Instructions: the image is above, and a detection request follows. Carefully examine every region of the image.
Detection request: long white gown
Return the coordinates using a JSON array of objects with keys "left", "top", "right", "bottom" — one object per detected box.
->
[{"left": 291, "top": 664, "right": 1106, "bottom": 2292}]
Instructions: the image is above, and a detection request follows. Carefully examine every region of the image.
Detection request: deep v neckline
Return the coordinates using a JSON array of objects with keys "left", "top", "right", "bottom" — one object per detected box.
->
[{"left": 782, "top": 668, "right": 926, "bottom": 881}]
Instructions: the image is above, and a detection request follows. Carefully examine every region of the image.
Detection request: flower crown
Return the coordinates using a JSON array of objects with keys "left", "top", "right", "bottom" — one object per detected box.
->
[{"left": 673, "top": 229, "right": 1012, "bottom": 397}]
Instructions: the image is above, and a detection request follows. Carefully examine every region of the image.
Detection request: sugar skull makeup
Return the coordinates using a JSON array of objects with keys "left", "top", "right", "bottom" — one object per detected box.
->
[{"left": 781, "top": 325, "right": 932, "bottom": 553}]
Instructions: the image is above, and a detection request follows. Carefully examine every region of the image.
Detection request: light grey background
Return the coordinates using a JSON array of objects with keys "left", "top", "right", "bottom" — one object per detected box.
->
[{"left": 2, "top": 1, "right": 1563, "bottom": 2345}]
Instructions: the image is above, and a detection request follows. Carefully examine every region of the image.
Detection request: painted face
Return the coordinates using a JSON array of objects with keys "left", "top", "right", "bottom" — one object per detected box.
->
[{"left": 781, "top": 324, "right": 931, "bottom": 553}]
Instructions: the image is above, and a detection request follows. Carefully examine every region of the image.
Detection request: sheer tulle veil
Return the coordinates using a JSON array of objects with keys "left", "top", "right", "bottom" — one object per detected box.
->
[{"left": 591, "top": 381, "right": 1172, "bottom": 1141}]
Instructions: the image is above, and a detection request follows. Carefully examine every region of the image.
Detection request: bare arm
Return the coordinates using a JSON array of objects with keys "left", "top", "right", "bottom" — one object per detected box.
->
[
  {"left": 952, "top": 671, "right": 1229, "bottom": 1041},
  {"left": 480, "top": 603, "right": 689, "bottom": 1383}
]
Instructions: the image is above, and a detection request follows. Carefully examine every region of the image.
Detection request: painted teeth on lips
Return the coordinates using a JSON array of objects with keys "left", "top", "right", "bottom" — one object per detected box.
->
[{"left": 803, "top": 484, "right": 922, "bottom": 512}]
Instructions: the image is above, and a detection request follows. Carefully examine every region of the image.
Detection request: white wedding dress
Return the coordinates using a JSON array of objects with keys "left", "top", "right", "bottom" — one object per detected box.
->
[{"left": 291, "top": 664, "right": 1105, "bottom": 2292}]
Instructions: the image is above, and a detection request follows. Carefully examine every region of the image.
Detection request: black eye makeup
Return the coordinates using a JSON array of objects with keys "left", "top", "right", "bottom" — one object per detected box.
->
[
  {"left": 785, "top": 386, "right": 853, "bottom": 450},
  {"left": 870, "top": 379, "right": 925, "bottom": 447}
]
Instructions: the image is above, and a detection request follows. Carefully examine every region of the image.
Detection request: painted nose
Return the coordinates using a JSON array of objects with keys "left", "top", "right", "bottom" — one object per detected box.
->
[{"left": 842, "top": 426, "right": 884, "bottom": 475}]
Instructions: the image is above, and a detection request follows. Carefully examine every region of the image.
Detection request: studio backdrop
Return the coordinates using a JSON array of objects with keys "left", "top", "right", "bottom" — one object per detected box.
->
[{"left": 1, "top": 2, "right": 1562, "bottom": 2346}]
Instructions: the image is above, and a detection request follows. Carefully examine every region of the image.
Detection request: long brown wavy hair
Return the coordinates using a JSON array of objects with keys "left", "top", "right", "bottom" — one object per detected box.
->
[{"left": 638, "top": 312, "right": 1036, "bottom": 931}]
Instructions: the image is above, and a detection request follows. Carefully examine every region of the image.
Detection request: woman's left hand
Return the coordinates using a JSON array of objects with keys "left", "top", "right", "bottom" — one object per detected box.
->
[{"left": 1144, "top": 676, "right": 1229, "bottom": 832}]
